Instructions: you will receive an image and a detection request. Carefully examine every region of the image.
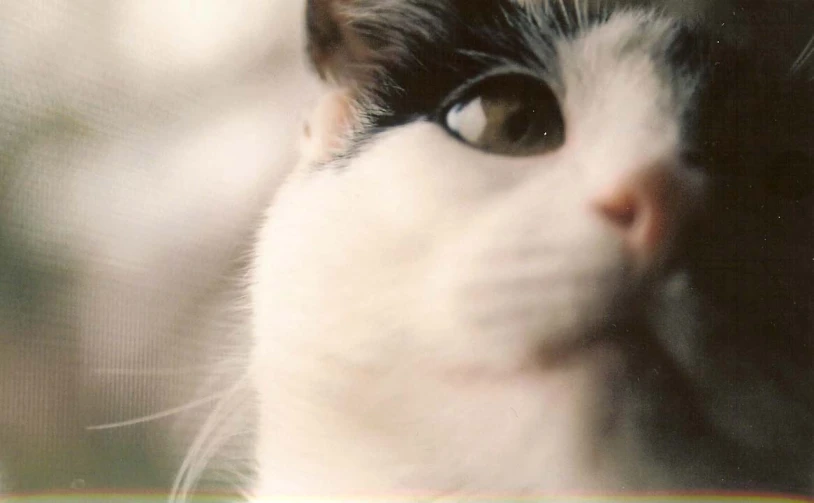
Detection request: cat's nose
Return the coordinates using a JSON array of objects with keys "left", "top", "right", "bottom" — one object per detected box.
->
[{"left": 592, "top": 167, "right": 703, "bottom": 264}]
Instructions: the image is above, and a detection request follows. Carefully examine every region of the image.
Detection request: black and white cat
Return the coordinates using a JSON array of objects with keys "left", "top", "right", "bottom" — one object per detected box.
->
[{"left": 190, "top": 0, "right": 814, "bottom": 500}]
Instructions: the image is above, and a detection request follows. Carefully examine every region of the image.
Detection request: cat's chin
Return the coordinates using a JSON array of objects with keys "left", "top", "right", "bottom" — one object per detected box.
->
[{"left": 251, "top": 336, "right": 630, "bottom": 500}]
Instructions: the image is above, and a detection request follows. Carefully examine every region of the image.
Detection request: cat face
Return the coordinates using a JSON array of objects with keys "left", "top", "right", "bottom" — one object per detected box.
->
[{"left": 250, "top": 0, "right": 814, "bottom": 496}]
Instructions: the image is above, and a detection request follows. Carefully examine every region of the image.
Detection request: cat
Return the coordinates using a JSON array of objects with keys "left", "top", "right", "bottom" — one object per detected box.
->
[{"left": 183, "top": 0, "right": 814, "bottom": 500}]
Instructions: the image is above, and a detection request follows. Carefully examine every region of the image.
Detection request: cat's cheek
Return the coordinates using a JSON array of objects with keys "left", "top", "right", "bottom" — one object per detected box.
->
[{"left": 414, "top": 173, "right": 627, "bottom": 372}]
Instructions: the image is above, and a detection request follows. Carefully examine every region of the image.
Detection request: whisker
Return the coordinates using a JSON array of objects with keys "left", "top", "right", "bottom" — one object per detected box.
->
[
  {"left": 171, "top": 375, "right": 252, "bottom": 503},
  {"left": 85, "top": 388, "right": 235, "bottom": 431},
  {"left": 91, "top": 364, "right": 230, "bottom": 377},
  {"left": 791, "top": 33, "right": 814, "bottom": 75}
]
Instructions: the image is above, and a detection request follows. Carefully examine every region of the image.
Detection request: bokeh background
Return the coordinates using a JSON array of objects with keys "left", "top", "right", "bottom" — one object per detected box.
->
[
  {"left": 1, "top": 0, "right": 320, "bottom": 495},
  {"left": 0, "top": 0, "right": 812, "bottom": 498}
]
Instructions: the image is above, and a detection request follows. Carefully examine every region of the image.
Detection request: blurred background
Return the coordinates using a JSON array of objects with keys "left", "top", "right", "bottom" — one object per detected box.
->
[
  {"left": 0, "top": 0, "right": 320, "bottom": 495},
  {"left": 0, "top": 0, "right": 812, "bottom": 498}
]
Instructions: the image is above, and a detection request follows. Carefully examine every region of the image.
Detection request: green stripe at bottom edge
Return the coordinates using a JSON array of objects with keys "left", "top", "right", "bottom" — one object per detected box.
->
[{"left": 2, "top": 495, "right": 814, "bottom": 503}]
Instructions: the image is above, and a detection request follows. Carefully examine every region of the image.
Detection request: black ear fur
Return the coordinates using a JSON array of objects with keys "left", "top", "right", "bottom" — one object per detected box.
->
[
  {"left": 305, "top": 0, "right": 376, "bottom": 85},
  {"left": 305, "top": 0, "right": 464, "bottom": 88}
]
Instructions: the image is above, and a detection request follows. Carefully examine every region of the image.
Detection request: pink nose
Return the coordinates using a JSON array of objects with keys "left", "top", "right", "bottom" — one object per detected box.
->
[{"left": 592, "top": 167, "right": 701, "bottom": 264}]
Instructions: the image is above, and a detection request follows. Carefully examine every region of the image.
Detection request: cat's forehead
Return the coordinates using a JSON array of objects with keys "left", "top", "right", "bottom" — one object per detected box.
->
[
  {"left": 556, "top": 13, "right": 690, "bottom": 169},
  {"left": 558, "top": 13, "right": 693, "bottom": 108}
]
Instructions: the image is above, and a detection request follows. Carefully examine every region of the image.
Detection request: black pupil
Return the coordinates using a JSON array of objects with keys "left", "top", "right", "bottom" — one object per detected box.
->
[{"left": 505, "top": 107, "right": 534, "bottom": 143}]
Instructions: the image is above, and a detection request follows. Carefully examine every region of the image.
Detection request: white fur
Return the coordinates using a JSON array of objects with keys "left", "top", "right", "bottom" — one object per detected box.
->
[{"left": 249, "top": 13, "right": 704, "bottom": 499}]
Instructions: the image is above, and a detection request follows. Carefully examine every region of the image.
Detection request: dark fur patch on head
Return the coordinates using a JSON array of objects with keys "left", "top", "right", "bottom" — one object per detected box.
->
[
  {"left": 305, "top": 1, "right": 611, "bottom": 117},
  {"left": 306, "top": 0, "right": 375, "bottom": 83},
  {"left": 319, "top": 3, "right": 657, "bottom": 159}
]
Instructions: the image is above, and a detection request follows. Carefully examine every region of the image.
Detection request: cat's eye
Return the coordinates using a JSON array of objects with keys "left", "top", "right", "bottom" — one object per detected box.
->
[{"left": 440, "top": 72, "right": 565, "bottom": 156}]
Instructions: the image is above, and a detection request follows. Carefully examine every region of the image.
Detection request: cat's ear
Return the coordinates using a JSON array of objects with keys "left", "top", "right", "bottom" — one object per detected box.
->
[
  {"left": 299, "top": 89, "right": 355, "bottom": 164},
  {"left": 306, "top": 0, "right": 376, "bottom": 86},
  {"left": 306, "top": 0, "right": 450, "bottom": 87},
  {"left": 303, "top": 1, "right": 369, "bottom": 163}
]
